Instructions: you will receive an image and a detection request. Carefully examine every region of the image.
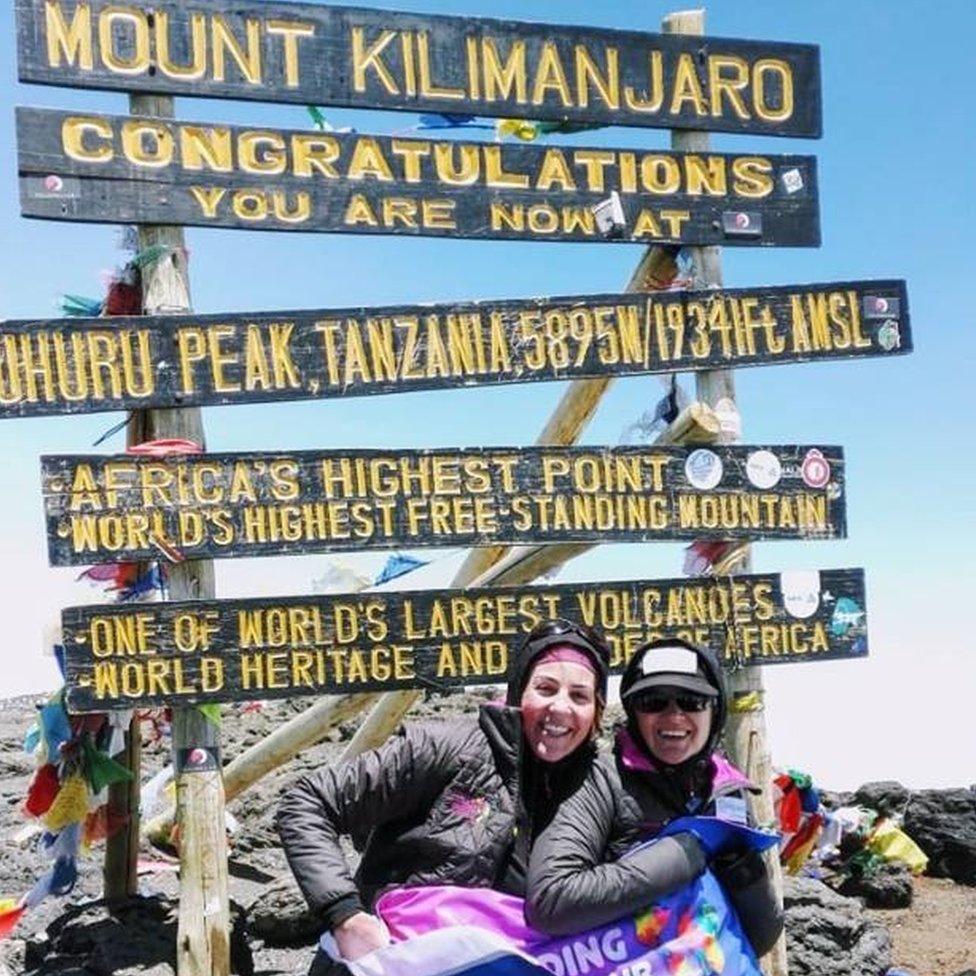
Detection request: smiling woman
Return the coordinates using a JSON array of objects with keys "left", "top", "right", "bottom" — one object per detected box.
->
[
  {"left": 526, "top": 636, "right": 784, "bottom": 962},
  {"left": 276, "top": 617, "right": 610, "bottom": 975}
]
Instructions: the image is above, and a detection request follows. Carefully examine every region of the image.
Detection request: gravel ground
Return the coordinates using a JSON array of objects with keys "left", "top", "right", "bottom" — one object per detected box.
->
[{"left": 866, "top": 875, "right": 976, "bottom": 975}]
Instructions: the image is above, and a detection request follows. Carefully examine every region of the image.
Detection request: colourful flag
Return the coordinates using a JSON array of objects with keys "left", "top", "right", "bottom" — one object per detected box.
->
[{"left": 325, "top": 820, "right": 778, "bottom": 976}]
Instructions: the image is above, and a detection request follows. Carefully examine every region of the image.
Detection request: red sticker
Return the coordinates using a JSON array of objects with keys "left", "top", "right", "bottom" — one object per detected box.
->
[{"left": 801, "top": 449, "right": 831, "bottom": 488}]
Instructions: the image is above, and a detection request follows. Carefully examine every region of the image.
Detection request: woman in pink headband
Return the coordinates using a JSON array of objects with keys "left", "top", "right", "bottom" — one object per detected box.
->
[{"left": 278, "top": 618, "right": 610, "bottom": 976}]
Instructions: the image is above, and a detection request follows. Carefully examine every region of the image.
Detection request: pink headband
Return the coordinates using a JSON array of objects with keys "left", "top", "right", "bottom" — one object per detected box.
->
[{"left": 532, "top": 645, "right": 598, "bottom": 673}]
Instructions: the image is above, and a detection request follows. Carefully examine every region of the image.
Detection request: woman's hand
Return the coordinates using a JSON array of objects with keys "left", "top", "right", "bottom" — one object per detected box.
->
[{"left": 333, "top": 912, "right": 389, "bottom": 960}]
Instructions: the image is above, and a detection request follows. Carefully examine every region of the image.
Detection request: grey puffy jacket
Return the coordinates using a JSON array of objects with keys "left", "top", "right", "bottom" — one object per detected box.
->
[
  {"left": 526, "top": 639, "right": 784, "bottom": 957},
  {"left": 525, "top": 743, "right": 783, "bottom": 956}
]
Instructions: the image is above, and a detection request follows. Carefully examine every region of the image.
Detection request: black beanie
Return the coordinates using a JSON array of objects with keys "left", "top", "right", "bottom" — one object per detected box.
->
[{"left": 506, "top": 619, "right": 610, "bottom": 706}]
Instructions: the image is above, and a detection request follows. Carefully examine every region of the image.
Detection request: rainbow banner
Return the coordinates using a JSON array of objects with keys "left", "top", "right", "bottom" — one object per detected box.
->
[{"left": 323, "top": 819, "right": 778, "bottom": 976}]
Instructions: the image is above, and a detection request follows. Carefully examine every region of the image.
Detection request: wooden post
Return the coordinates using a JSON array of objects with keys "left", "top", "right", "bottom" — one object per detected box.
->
[
  {"left": 103, "top": 718, "right": 140, "bottom": 900},
  {"left": 663, "top": 10, "right": 787, "bottom": 975},
  {"left": 119, "top": 93, "right": 230, "bottom": 976},
  {"left": 224, "top": 694, "right": 378, "bottom": 802}
]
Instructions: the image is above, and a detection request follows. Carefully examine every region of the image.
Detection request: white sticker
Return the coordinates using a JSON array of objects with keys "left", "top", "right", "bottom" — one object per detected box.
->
[
  {"left": 715, "top": 795, "right": 749, "bottom": 824},
  {"left": 782, "top": 168, "right": 804, "bottom": 193},
  {"left": 714, "top": 397, "right": 742, "bottom": 439},
  {"left": 641, "top": 645, "right": 698, "bottom": 675},
  {"left": 746, "top": 450, "right": 782, "bottom": 489},
  {"left": 685, "top": 449, "right": 723, "bottom": 490},
  {"left": 781, "top": 570, "right": 822, "bottom": 619}
]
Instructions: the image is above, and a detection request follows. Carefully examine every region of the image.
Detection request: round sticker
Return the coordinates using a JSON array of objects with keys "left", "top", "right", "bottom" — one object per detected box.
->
[
  {"left": 871, "top": 297, "right": 889, "bottom": 315},
  {"left": 746, "top": 450, "right": 782, "bottom": 489},
  {"left": 801, "top": 449, "right": 831, "bottom": 489},
  {"left": 735, "top": 212, "right": 751, "bottom": 229},
  {"left": 44, "top": 174, "right": 63, "bottom": 192},
  {"left": 187, "top": 748, "right": 209, "bottom": 767},
  {"left": 781, "top": 570, "right": 821, "bottom": 619},
  {"left": 685, "top": 449, "right": 723, "bottom": 490}
]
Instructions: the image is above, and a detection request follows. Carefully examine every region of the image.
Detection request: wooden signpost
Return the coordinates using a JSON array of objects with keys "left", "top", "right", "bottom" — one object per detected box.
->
[
  {"left": 61, "top": 568, "right": 868, "bottom": 711},
  {"left": 41, "top": 443, "right": 847, "bottom": 565},
  {"left": 16, "top": 107, "right": 820, "bottom": 245},
  {"left": 8, "top": 1, "right": 910, "bottom": 973},
  {"left": 0, "top": 279, "right": 909, "bottom": 418},
  {"left": 16, "top": 0, "right": 822, "bottom": 138}
]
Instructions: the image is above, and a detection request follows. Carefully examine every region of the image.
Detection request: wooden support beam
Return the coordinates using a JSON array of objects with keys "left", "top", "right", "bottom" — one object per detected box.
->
[
  {"left": 102, "top": 716, "right": 140, "bottom": 900},
  {"left": 662, "top": 10, "right": 787, "bottom": 975},
  {"left": 118, "top": 92, "right": 230, "bottom": 976}
]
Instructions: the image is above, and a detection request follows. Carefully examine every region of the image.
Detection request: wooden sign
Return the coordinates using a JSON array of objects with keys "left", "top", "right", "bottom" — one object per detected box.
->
[
  {"left": 0, "top": 280, "right": 910, "bottom": 420},
  {"left": 16, "top": 0, "right": 822, "bottom": 138},
  {"left": 42, "top": 444, "right": 846, "bottom": 566},
  {"left": 60, "top": 568, "right": 867, "bottom": 711},
  {"left": 17, "top": 107, "right": 820, "bottom": 246}
]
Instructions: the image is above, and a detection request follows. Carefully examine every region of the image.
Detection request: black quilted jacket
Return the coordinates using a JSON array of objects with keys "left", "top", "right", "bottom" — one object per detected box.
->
[{"left": 276, "top": 703, "right": 592, "bottom": 930}]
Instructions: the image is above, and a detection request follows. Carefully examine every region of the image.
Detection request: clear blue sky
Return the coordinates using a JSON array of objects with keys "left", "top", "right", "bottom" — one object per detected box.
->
[{"left": 0, "top": 1, "right": 972, "bottom": 788}]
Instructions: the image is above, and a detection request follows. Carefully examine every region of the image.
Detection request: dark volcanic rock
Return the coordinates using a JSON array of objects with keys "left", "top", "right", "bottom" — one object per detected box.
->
[
  {"left": 904, "top": 787, "right": 976, "bottom": 886},
  {"left": 784, "top": 876, "right": 892, "bottom": 975},
  {"left": 22, "top": 896, "right": 254, "bottom": 976},
  {"left": 839, "top": 861, "right": 913, "bottom": 908},
  {"left": 855, "top": 781, "right": 911, "bottom": 818},
  {"left": 819, "top": 789, "right": 855, "bottom": 811},
  {"left": 246, "top": 875, "right": 320, "bottom": 946}
]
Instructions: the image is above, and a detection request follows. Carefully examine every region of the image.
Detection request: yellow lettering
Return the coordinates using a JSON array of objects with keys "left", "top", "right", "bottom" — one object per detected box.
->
[
  {"left": 62, "top": 117, "right": 113, "bottom": 163},
  {"left": 351, "top": 27, "right": 399, "bottom": 95},
  {"left": 99, "top": 6, "right": 150, "bottom": 74},
  {"left": 575, "top": 44, "right": 619, "bottom": 109},
  {"left": 121, "top": 120, "right": 173, "bottom": 167},
  {"left": 266, "top": 20, "right": 315, "bottom": 87},
  {"left": 188, "top": 187, "right": 225, "bottom": 222},
  {"left": 44, "top": 0, "right": 93, "bottom": 70},
  {"left": 708, "top": 55, "right": 750, "bottom": 120},
  {"left": 155, "top": 10, "right": 206, "bottom": 80},
  {"left": 212, "top": 15, "right": 261, "bottom": 84},
  {"left": 670, "top": 53, "right": 706, "bottom": 115},
  {"left": 753, "top": 59, "right": 794, "bottom": 123},
  {"left": 481, "top": 38, "right": 527, "bottom": 103},
  {"left": 732, "top": 156, "right": 773, "bottom": 198},
  {"left": 532, "top": 41, "right": 572, "bottom": 106}
]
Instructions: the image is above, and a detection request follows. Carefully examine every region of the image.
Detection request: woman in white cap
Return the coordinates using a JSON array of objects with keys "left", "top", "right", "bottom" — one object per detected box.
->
[{"left": 525, "top": 636, "right": 783, "bottom": 959}]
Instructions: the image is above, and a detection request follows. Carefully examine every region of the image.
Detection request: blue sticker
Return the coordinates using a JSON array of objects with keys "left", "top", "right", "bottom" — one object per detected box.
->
[{"left": 830, "top": 597, "right": 865, "bottom": 637}]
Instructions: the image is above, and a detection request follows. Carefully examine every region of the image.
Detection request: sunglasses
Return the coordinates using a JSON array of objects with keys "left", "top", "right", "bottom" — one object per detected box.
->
[
  {"left": 525, "top": 618, "right": 607, "bottom": 660},
  {"left": 631, "top": 692, "right": 714, "bottom": 714}
]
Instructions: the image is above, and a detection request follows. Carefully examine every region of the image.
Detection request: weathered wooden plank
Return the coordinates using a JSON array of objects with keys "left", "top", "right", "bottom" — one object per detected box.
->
[
  {"left": 0, "top": 280, "right": 910, "bottom": 419},
  {"left": 61, "top": 567, "right": 867, "bottom": 711},
  {"left": 16, "top": 107, "right": 820, "bottom": 246},
  {"left": 41, "top": 444, "right": 846, "bottom": 565},
  {"left": 15, "top": 0, "right": 821, "bottom": 138}
]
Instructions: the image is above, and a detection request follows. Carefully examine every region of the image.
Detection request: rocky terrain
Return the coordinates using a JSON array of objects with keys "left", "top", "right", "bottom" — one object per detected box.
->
[{"left": 0, "top": 692, "right": 973, "bottom": 976}]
